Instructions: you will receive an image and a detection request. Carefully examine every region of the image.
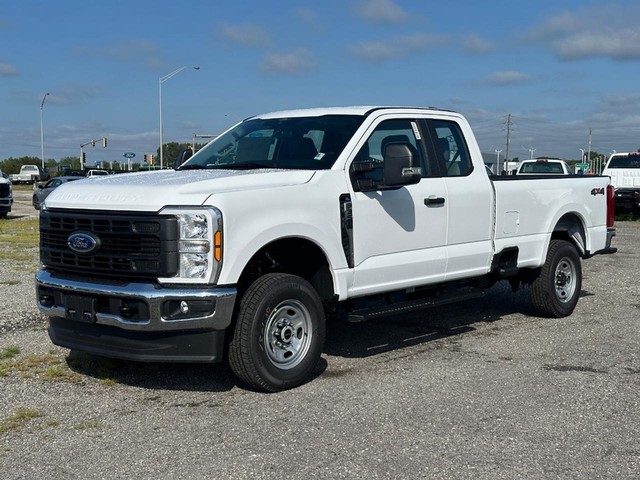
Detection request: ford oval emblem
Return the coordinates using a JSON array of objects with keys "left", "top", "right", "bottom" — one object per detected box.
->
[{"left": 67, "top": 231, "right": 100, "bottom": 255}]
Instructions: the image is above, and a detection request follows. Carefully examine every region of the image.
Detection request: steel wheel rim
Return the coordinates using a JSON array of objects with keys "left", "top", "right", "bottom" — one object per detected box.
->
[
  {"left": 263, "top": 299, "right": 313, "bottom": 370},
  {"left": 555, "top": 256, "right": 577, "bottom": 303}
]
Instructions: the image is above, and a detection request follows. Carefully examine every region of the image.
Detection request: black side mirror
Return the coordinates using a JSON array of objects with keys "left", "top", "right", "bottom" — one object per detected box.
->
[
  {"left": 383, "top": 143, "right": 421, "bottom": 186},
  {"left": 174, "top": 149, "right": 193, "bottom": 169}
]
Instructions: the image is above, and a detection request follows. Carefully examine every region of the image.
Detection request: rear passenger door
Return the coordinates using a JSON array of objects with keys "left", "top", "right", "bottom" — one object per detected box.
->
[
  {"left": 426, "top": 119, "right": 493, "bottom": 281},
  {"left": 347, "top": 115, "right": 448, "bottom": 297}
]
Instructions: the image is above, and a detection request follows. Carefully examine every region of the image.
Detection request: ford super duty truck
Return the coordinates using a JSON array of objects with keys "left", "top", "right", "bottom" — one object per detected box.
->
[
  {"left": 36, "top": 107, "right": 616, "bottom": 391},
  {"left": 0, "top": 170, "right": 12, "bottom": 218}
]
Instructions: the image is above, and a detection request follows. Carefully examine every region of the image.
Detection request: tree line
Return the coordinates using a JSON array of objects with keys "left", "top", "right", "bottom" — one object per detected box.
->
[{"left": 0, "top": 142, "right": 205, "bottom": 175}]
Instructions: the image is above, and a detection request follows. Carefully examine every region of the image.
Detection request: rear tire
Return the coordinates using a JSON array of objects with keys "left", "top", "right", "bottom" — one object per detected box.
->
[
  {"left": 228, "top": 273, "right": 326, "bottom": 392},
  {"left": 530, "top": 239, "right": 582, "bottom": 318}
]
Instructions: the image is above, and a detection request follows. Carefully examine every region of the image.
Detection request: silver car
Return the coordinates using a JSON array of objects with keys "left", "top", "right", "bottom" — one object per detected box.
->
[{"left": 32, "top": 176, "right": 84, "bottom": 210}]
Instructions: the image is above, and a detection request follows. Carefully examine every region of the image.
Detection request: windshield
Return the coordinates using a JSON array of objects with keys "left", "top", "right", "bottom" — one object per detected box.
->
[
  {"left": 607, "top": 153, "right": 640, "bottom": 169},
  {"left": 180, "top": 115, "right": 364, "bottom": 171}
]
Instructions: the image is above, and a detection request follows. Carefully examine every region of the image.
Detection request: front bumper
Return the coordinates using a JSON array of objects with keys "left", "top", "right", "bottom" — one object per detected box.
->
[
  {"left": 36, "top": 269, "right": 237, "bottom": 362},
  {"left": 0, "top": 197, "right": 12, "bottom": 212}
]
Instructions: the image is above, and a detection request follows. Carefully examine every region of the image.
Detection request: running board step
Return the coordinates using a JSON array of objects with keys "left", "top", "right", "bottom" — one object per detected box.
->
[{"left": 347, "top": 288, "right": 484, "bottom": 322}]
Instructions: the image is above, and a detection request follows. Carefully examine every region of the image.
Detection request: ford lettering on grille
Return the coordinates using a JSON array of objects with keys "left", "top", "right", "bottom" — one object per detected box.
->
[{"left": 67, "top": 232, "right": 100, "bottom": 254}]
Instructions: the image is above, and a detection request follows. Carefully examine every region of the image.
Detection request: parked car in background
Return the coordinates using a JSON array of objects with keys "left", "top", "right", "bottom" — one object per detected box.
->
[
  {"left": 601, "top": 151, "right": 640, "bottom": 214},
  {"left": 9, "top": 164, "right": 50, "bottom": 184},
  {"left": 516, "top": 159, "right": 572, "bottom": 175},
  {"left": 87, "top": 169, "right": 109, "bottom": 177},
  {"left": 0, "top": 171, "right": 12, "bottom": 218},
  {"left": 32, "top": 176, "right": 85, "bottom": 210}
]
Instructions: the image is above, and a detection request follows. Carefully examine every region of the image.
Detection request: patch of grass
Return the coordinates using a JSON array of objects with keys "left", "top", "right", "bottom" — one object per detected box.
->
[
  {"left": 0, "top": 218, "right": 40, "bottom": 247},
  {"left": 0, "top": 408, "right": 43, "bottom": 435},
  {"left": 0, "top": 351, "right": 83, "bottom": 384},
  {"left": 0, "top": 218, "right": 40, "bottom": 272},
  {"left": 74, "top": 420, "right": 103, "bottom": 431},
  {"left": 0, "top": 280, "right": 20, "bottom": 286},
  {"left": 0, "top": 346, "right": 20, "bottom": 359}
]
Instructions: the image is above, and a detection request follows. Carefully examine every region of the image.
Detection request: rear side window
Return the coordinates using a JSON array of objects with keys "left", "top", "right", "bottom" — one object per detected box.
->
[{"left": 430, "top": 120, "right": 473, "bottom": 177}]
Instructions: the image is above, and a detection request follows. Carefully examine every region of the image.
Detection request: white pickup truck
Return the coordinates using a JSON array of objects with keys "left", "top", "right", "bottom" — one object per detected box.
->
[
  {"left": 602, "top": 151, "right": 640, "bottom": 214},
  {"left": 516, "top": 158, "right": 572, "bottom": 175},
  {"left": 36, "top": 106, "right": 616, "bottom": 391},
  {"left": 9, "top": 164, "right": 50, "bottom": 184}
]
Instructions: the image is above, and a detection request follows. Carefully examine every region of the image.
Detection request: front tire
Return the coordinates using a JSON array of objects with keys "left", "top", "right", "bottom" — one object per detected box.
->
[
  {"left": 228, "top": 273, "right": 326, "bottom": 392},
  {"left": 530, "top": 239, "right": 582, "bottom": 318}
]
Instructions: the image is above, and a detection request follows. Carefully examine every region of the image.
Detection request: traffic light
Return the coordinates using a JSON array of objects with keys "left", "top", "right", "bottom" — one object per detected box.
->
[
  {"left": 82, "top": 152, "right": 86, "bottom": 162},
  {"left": 102, "top": 137, "right": 107, "bottom": 148},
  {"left": 91, "top": 139, "right": 96, "bottom": 147}
]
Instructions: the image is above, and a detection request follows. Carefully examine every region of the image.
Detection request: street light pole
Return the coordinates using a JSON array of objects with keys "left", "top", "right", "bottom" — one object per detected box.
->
[
  {"left": 40, "top": 92, "right": 50, "bottom": 169},
  {"left": 159, "top": 66, "right": 200, "bottom": 169}
]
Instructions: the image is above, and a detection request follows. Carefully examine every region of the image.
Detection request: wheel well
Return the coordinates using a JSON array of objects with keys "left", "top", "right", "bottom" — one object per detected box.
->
[
  {"left": 552, "top": 213, "right": 586, "bottom": 256},
  {"left": 237, "top": 238, "right": 334, "bottom": 301}
]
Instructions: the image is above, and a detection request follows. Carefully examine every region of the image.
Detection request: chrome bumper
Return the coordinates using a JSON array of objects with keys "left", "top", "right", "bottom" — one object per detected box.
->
[{"left": 35, "top": 269, "right": 237, "bottom": 332}]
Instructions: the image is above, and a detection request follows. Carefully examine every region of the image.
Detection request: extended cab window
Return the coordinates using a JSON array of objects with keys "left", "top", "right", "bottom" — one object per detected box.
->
[{"left": 431, "top": 120, "right": 472, "bottom": 177}]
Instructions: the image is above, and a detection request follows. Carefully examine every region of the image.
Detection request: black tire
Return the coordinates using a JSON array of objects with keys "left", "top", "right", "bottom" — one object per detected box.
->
[
  {"left": 228, "top": 273, "right": 326, "bottom": 392},
  {"left": 530, "top": 239, "right": 582, "bottom": 318},
  {"left": 32, "top": 195, "right": 40, "bottom": 210}
]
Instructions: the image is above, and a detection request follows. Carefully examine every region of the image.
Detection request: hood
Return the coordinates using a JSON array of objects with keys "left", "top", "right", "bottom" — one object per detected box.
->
[{"left": 45, "top": 169, "right": 315, "bottom": 212}]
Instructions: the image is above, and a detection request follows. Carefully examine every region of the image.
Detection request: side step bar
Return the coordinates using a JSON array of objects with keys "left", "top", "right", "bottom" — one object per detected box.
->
[{"left": 347, "top": 287, "right": 484, "bottom": 322}]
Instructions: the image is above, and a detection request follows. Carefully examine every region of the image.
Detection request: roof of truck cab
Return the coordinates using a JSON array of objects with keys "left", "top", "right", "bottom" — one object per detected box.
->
[{"left": 249, "top": 106, "right": 455, "bottom": 120}]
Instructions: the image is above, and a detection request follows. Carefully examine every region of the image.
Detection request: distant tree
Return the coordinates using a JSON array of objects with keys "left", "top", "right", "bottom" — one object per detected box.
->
[
  {"left": 59, "top": 156, "right": 81, "bottom": 170},
  {"left": 157, "top": 142, "right": 193, "bottom": 167},
  {"left": 0, "top": 156, "right": 43, "bottom": 174},
  {"left": 111, "top": 161, "right": 121, "bottom": 171}
]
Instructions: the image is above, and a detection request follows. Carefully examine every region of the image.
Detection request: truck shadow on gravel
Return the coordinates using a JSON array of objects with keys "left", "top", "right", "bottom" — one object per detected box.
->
[
  {"left": 65, "top": 352, "right": 238, "bottom": 393},
  {"left": 62, "top": 284, "right": 594, "bottom": 392},
  {"left": 323, "top": 284, "right": 593, "bottom": 359}
]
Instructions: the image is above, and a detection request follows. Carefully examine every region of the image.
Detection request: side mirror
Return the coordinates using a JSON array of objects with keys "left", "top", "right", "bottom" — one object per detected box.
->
[
  {"left": 174, "top": 149, "right": 193, "bottom": 169},
  {"left": 383, "top": 143, "right": 421, "bottom": 187}
]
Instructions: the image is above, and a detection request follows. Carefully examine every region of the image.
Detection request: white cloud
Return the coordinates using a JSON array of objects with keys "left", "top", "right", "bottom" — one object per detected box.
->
[
  {"left": 355, "top": 0, "right": 407, "bottom": 24},
  {"left": 295, "top": 7, "right": 323, "bottom": 31},
  {"left": 220, "top": 22, "right": 272, "bottom": 48},
  {"left": 462, "top": 35, "right": 495, "bottom": 55},
  {"left": 530, "top": 5, "right": 640, "bottom": 61},
  {"left": 0, "top": 62, "right": 19, "bottom": 77},
  {"left": 484, "top": 71, "right": 531, "bottom": 86},
  {"left": 350, "top": 34, "right": 447, "bottom": 62},
  {"left": 261, "top": 49, "right": 315, "bottom": 75}
]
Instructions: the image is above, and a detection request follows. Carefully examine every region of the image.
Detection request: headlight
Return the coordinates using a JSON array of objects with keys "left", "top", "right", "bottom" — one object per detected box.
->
[{"left": 158, "top": 207, "right": 223, "bottom": 284}]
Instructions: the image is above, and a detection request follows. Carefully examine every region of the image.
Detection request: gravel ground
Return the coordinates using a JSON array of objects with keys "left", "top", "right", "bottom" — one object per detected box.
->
[{"left": 1, "top": 190, "right": 639, "bottom": 479}]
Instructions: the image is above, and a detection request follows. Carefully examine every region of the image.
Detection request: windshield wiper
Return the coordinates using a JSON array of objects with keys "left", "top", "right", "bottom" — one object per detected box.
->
[
  {"left": 177, "top": 164, "right": 208, "bottom": 171},
  {"left": 227, "top": 162, "right": 271, "bottom": 170}
]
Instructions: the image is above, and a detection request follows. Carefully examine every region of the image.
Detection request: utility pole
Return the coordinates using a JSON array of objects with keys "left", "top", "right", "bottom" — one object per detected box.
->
[
  {"left": 587, "top": 128, "right": 592, "bottom": 172},
  {"left": 504, "top": 114, "right": 512, "bottom": 173}
]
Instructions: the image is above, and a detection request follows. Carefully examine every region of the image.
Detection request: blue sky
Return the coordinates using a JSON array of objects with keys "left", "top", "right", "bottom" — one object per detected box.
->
[{"left": 2, "top": 0, "right": 640, "bottom": 166}]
